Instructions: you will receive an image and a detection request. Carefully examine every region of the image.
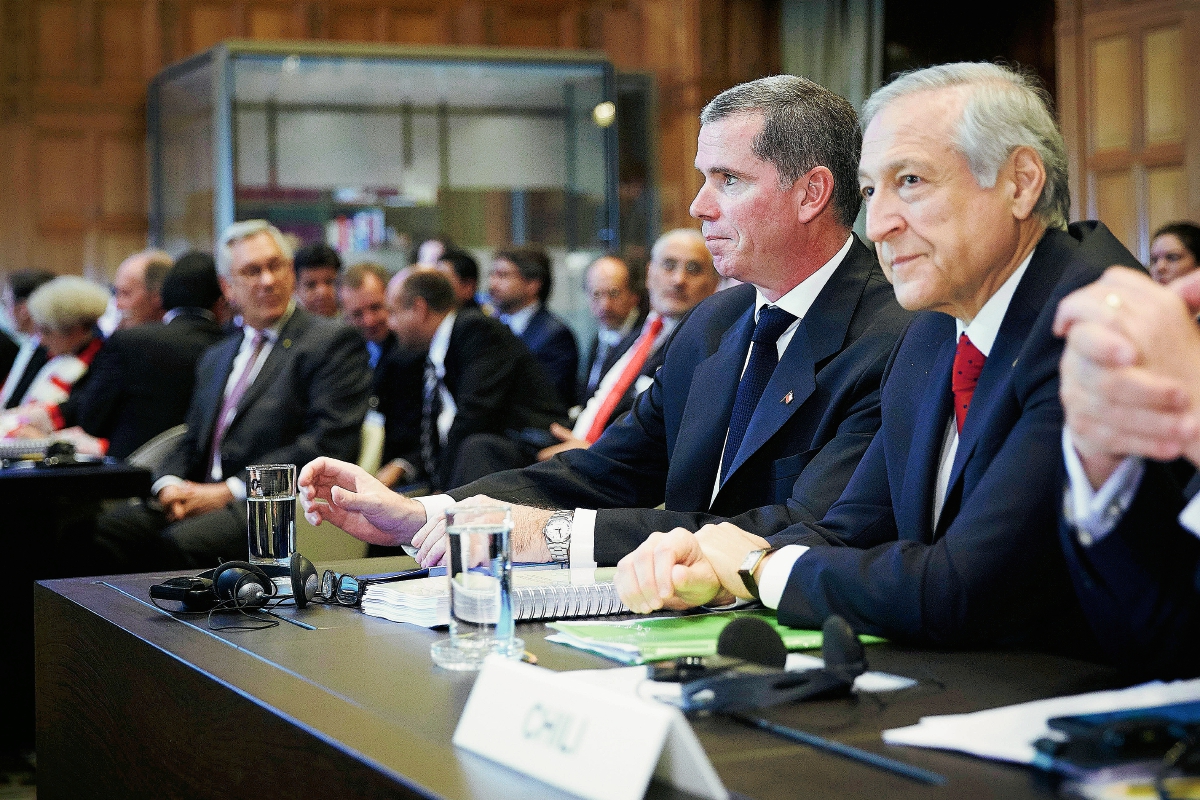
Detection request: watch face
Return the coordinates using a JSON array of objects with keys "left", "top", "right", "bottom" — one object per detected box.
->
[{"left": 740, "top": 549, "right": 766, "bottom": 572}]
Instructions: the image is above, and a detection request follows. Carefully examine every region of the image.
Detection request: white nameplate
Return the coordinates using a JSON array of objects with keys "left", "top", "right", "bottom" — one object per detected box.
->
[{"left": 453, "top": 655, "right": 727, "bottom": 800}]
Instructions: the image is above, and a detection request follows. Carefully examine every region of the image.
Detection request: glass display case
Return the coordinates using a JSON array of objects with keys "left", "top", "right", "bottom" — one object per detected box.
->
[{"left": 148, "top": 40, "right": 627, "bottom": 332}]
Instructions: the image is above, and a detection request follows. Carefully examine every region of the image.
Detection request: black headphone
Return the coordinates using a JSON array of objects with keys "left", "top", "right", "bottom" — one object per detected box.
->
[{"left": 150, "top": 551, "right": 318, "bottom": 612}]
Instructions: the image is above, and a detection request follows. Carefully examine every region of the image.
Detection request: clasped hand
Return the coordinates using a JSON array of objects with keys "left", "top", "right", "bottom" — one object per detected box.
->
[
  {"left": 1054, "top": 267, "right": 1200, "bottom": 486},
  {"left": 614, "top": 522, "right": 770, "bottom": 613}
]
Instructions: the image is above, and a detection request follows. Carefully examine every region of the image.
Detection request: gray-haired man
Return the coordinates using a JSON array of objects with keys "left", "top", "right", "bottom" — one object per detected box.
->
[{"left": 616, "top": 63, "right": 1142, "bottom": 654}]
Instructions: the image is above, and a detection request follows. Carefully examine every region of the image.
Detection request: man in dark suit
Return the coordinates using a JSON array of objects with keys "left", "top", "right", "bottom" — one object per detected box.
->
[
  {"left": 579, "top": 256, "right": 644, "bottom": 405},
  {"left": 339, "top": 261, "right": 424, "bottom": 488},
  {"left": 85, "top": 220, "right": 370, "bottom": 571},
  {"left": 488, "top": 247, "right": 579, "bottom": 407},
  {"left": 1055, "top": 266, "right": 1200, "bottom": 676},
  {"left": 384, "top": 268, "right": 569, "bottom": 492},
  {"left": 59, "top": 251, "right": 227, "bottom": 459},
  {"left": 450, "top": 230, "right": 718, "bottom": 483},
  {"left": 296, "top": 75, "right": 910, "bottom": 572},
  {"left": 616, "top": 63, "right": 1141, "bottom": 654}
]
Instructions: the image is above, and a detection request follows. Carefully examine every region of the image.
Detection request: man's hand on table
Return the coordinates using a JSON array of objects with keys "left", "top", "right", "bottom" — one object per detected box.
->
[
  {"left": 412, "top": 496, "right": 554, "bottom": 567},
  {"left": 298, "top": 457, "right": 428, "bottom": 547},
  {"left": 158, "top": 481, "right": 234, "bottom": 522},
  {"left": 1055, "top": 267, "right": 1200, "bottom": 486}
]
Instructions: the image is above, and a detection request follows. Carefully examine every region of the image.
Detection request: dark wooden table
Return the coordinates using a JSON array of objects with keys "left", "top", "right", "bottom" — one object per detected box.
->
[
  {"left": 8, "top": 459, "right": 152, "bottom": 756},
  {"left": 35, "top": 556, "right": 1123, "bottom": 800}
]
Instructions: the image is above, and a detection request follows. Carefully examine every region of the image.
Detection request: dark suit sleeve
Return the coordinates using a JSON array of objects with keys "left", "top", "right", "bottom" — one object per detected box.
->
[
  {"left": 540, "top": 323, "right": 579, "bottom": 408},
  {"left": 71, "top": 335, "right": 126, "bottom": 439},
  {"left": 1061, "top": 461, "right": 1200, "bottom": 678},
  {"left": 157, "top": 346, "right": 224, "bottom": 483},
  {"left": 769, "top": 354, "right": 1067, "bottom": 647},
  {"left": 584, "top": 342, "right": 890, "bottom": 564},
  {"left": 236, "top": 325, "right": 370, "bottom": 479},
  {"left": 448, "top": 346, "right": 673, "bottom": 510}
]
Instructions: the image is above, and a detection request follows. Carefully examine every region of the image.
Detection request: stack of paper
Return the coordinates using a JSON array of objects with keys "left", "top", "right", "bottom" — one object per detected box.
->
[
  {"left": 883, "top": 678, "right": 1200, "bottom": 764},
  {"left": 361, "top": 574, "right": 447, "bottom": 627}
]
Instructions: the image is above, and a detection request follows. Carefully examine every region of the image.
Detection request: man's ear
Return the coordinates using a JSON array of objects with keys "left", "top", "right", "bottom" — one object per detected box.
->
[
  {"left": 218, "top": 275, "right": 234, "bottom": 304},
  {"left": 795, "top": 166, "right": 836, "bottom": 224},
  {"left": 1006, "top": 146, "right": 1046, "bottom": 221}
]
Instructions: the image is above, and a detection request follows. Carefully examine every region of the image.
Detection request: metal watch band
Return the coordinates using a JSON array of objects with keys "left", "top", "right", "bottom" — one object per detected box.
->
[{"left": 543, "top": 509, "right": 574, "bottom": 563}]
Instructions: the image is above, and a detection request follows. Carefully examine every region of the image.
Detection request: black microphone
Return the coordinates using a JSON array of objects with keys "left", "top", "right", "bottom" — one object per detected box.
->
[{"left": 717, "top": 615, "right": 788, "bottom": 668}]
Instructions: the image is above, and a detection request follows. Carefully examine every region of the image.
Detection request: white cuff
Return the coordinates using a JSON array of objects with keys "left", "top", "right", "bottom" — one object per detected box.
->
[
  {"left": 1061, "top": 429, "right": 1143, "bottom": 546},
  {"left": 151, "top": 475, "right": 185, "bottom": 496},
  {"left": 226, "top": 477, "right": 246, "bottom": 501},
  {"left": 568, "top": 508, "right": 596, "bottom": 568},
  {"left": 415, "top": 493, "right": 456, "bottom": 541},
  {"left": 1177, "top": 495, "right": 1200, "bottom": 540},
  {"left": 757, "top": 544, "right": 808, "bottom": 610}
]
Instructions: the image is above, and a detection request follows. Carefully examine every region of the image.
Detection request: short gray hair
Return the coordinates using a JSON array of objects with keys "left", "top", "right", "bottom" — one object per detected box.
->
[
  {"left": 701, "top": 75, "right": 862, "bottom": 229},
  {"left": 216, "top": 220, "right": 293, "bottom": 277},
  {"left": 651, "top": 229, "right": 715, "bottom": 274},
  {"left": 862, "top": 62, "right": 1069, "bottom": 230},
  {"left": 27, "top": 276, "right": 111, "bottom": 333}
]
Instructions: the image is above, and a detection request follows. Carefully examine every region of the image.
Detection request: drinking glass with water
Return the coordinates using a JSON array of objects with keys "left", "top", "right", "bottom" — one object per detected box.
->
[
  {"left": 246, "top": 464, "right": 297, "bottom": 591},
  {"left": 430, "top": 503, "right": 524, "bottom": 671}
]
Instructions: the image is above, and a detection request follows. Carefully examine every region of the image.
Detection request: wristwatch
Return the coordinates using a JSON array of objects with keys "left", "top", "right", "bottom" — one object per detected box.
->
[
  {"left": 542, "top": 510, "right": 574, "bottom": 564},
  {"left": 738, "top": 547, "right": 777, "bottom": 601}
]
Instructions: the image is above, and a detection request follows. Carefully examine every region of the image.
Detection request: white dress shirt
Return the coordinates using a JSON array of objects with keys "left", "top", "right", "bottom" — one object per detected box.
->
[
  {"left": 757, "top": 251, "right": 1033, "bottom": 609},
  {"left": 500, "top": 302, "right": 538, "bottom": 336}
]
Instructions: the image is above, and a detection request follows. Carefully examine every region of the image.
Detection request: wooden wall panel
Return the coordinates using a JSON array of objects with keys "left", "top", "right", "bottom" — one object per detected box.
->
[
  {"left": 1147, "top": 165, "right": 1186, "bottom": 233},
  {"left": 1060, "top": 0, "right": 1197, "bottom": 262},
  {"left": 3, "top": 0, "right": 778, "bottom": 274},
  {"left": 389, "top": 10, "right": 442, "bottom": 45},
  {"left": 100, "top": 134, "right": 145, "bottom": 218},
  {"left": 99, "top": 2, "right": 145, "bottom": 81},
  {"left": 35, "top": 132, "right": 93, "bottom": 223},
  {"left": 36, "top": 1, "right": 80, "bottom": 81},
  {"left": 1143, "top": 25, "right": 1183, "bottom": 145},
  {"left": 1091, "top": 35, "right": 1133, "bottom": 152},
  {"left": 189, "top": 4, "right": 237, "bottom": 53}
]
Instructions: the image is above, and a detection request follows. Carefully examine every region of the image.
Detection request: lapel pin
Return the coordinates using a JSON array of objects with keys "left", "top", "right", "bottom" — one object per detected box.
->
[
  {"left": 782, "top": 391, "right": 793, "bottom": 405},
  {"left": 283, "top": 339, "right": 292, "bottom": 348}
]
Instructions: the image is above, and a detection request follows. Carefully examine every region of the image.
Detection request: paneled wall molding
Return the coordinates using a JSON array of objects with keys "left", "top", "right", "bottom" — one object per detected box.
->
[
  {"left": 3, "top": 0, "right": 776, "bottom": 275},
  {"left": 1057, "top": 0, "right": 1197, "bottom": 262}
]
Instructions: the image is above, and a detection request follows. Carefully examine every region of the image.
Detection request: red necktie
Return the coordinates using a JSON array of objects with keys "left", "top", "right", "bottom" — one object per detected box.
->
[
  {"left": 952, "top": 333, "right": 985, "bottom": 433},
  {"left": 585, "top": 315, "right": 665, "bottom": 443}
]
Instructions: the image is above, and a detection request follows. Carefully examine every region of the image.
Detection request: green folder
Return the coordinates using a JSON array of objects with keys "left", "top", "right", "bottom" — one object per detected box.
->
[{"left": 545, "top": 609, "right": 884, "bottom": 665}]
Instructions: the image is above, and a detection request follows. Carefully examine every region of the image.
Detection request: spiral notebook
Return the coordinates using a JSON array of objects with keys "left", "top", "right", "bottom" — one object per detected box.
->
[{"left": 361, "top": 567, "right": 629, "bottom": 627}]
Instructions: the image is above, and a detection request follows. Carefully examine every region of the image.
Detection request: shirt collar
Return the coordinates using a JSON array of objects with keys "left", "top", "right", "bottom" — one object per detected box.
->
[
  {"left": 956, "top": 251, "right": 1034, "bottom": 357},
  {"left": 754, "top": 234, "right": 853, "bottom": 321},
  {"left": 243, "top": 300, "right": 295, "bottom": 344},
  {"left": 598, "top": 307, "right": 641, "bottom": 345},
  {"left": 428, "top": 310, "right": 458, "bottom": 370},
  {"left": 163, "top": 307, "right": 216, "bottom": 324},
  {"left": 503, "top": 302, "right": 539, "bottom": 336}
]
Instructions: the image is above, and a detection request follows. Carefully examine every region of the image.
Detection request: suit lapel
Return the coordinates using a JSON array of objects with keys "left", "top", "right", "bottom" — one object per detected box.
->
[
  {"left": 719, "top": 237, "right": 874, "bottom": 490},
  {"left": 673, "top": 303, "right": 755, "bottom": 509},
  {"left": 896, "top": 325, "right": 956, "bottom": 541},
  {"left": 226, "top": 309, "right": 309, "bottom": 435},
  {"left": 197, "top": 336, "right": 240, "bottom": 449},
  {"left": 945, "top": 232, "right": 1074, "bottom": 497}
]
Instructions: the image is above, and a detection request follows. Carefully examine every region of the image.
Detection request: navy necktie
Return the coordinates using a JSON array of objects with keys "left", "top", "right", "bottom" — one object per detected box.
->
[{"left": 720, "top": 305, "right": 797, "bottom": 484}]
